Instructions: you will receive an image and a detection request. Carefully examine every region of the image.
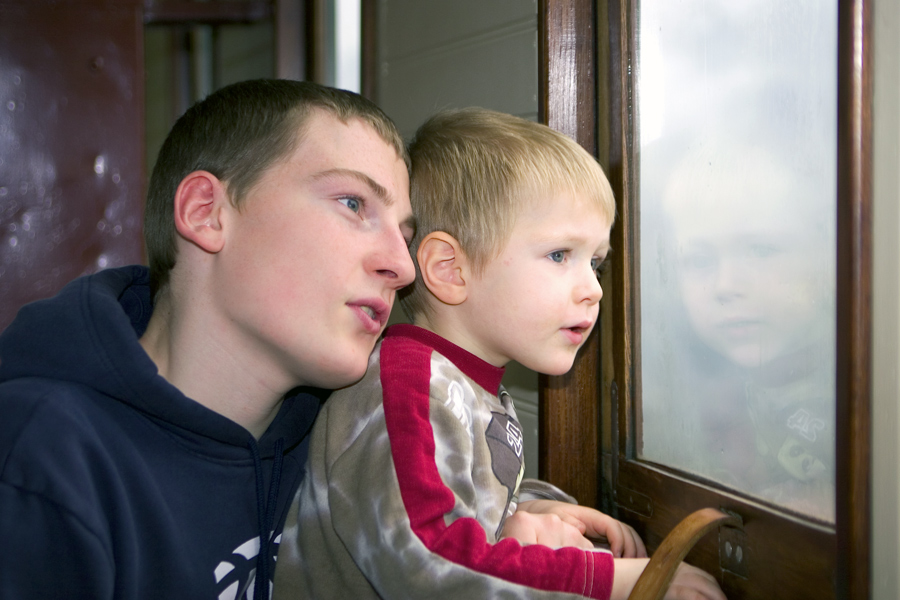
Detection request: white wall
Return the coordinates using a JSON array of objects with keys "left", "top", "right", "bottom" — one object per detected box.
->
[
  {"left": 872, "top": 0, "right": 900, "bottom": 596},
  {"left": 376, "top": 0, "right": 538, "bottom": 137}
]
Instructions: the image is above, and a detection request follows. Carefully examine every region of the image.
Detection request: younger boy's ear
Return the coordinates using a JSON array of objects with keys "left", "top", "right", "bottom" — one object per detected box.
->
[
  {"left": 417, "top": 232, "right": 469, "bottom": 305},
  {"left": 173, "top": 171, "right": 228, "bottom": 254}
]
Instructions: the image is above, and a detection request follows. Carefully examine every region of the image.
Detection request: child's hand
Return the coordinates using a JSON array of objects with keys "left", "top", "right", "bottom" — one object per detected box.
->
[
  {"left": 514, "top": 499, "right": 648, "bottom": 558},
  {"left": 610, "top": 559, "right": 726, "bottom": 600},
  {"left": 499, "top": 508, "right": 595, "bottom": 549},
  {"left": 664, "top": 562, "right": 727, "bottom": 600}
]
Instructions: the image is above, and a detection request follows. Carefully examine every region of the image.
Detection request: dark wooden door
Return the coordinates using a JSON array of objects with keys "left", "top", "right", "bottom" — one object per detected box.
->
[
  {"left": 0, "top": 0, "right": 146, "bottom": 331},
  {"left": 537, "top": 1, "right": 871, "bottom": 598},
  {"left": 0, "top": 0, "right": 292, "bottom": 332}
]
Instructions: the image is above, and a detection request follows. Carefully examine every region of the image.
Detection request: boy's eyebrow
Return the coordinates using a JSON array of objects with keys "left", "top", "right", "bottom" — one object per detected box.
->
[
  {"left": 534, "top": 229, "right": 609, "bottom": 248},
  {"left": 311, "top": 168, "right": 393, "bottom": 206}
]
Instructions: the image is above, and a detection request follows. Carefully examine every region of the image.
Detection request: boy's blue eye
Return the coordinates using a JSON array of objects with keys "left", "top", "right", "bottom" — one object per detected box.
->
[
  {"left": 548, "top": 250, "right": 566, "bottom": 263},
  {"left": 592, "top": 256, "right": 609, "bottom": 277},
  {"left": 339, "top": 196, "right": 361, "bottom": 213}
]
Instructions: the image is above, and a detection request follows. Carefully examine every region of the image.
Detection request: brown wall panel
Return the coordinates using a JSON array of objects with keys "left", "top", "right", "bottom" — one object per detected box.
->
[{"left": 0, "top": 0, "right": 145, "bottom": 331}]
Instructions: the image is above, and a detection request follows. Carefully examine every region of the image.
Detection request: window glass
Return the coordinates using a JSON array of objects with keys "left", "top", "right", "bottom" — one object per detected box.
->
[
  {"left": 638, "top": 0, "right": 837, "bottom": 522},
  {"left": 335, "top": 0, "right": 361, "bottom": 93}
]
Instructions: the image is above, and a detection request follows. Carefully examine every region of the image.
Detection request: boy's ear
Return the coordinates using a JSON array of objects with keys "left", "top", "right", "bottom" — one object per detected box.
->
[
  {"left": 173, "top": 171, "right": 228, "bottom": 254},
  {"left": 417, "top": 232, "right": 469, "bottom": 305}
]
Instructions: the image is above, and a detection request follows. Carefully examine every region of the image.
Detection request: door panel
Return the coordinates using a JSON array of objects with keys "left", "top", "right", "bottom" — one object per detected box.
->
[
  {"left": 604, "top": 0, "right": 869, "bottom": 597},
  {"left": 539, "top": 0, "right": 871, "bottom": 597},
  {"left": 617, "top": 462, "right": 836, "bottom": 597},
  {"left": 0, "top": 0, "right": 283, "bottom": 333}
]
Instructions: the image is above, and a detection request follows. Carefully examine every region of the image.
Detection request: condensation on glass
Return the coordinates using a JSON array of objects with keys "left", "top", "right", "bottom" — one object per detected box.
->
[{"left": 637, "top": 0, "right": 837, "bottom": 522}]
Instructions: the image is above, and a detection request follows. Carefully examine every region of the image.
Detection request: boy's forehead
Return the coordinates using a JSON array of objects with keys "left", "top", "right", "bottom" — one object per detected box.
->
[
  {"left": 290, "top": 110, "right": 342, "bottom": 153},
  {"left": 296, "top": 110, "right": 398, "bottom": 156},
  {"left": 283, "top": 111, "right": 406, "bottom": 182},
  {"left": 519, "top": 188, "right": 611, "bottom": 223},
  {"left": 513, "top": 191, "right": 612, "bottom": 245}
]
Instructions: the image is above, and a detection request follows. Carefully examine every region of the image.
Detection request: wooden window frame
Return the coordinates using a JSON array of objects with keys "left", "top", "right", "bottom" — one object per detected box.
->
[{"left": 537, "top": 0, "right": 872, "bottom": 597}]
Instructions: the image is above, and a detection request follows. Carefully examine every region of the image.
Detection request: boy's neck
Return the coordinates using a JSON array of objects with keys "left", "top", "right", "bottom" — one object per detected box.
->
[
  {"left": 412, "top": 312, "right": 509, "bottom": 369},
  {"left": 139, "top": 295, "right": 286, "bottom": 439}
]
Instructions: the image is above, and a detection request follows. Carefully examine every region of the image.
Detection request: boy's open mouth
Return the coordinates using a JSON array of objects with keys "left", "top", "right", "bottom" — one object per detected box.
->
[{"left": 349, "top": 298, "right": 390, "bottom": 333}]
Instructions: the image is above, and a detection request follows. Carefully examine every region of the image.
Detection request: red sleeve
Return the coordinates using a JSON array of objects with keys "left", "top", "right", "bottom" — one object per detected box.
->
[{"left": 380, "top": 335, "right": 614, "bottom": 600}]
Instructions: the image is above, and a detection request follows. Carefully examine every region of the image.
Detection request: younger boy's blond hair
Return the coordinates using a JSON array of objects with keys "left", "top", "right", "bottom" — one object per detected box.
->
[{"left": 400, "top": 107, "right": 616, "bottom": 320}]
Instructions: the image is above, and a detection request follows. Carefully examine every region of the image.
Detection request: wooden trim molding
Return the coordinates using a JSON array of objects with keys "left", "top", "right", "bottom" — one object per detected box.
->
[
  {"left": 143, "top": 0, "right": 272, "bottom": 25},
  {"left": 537, "top": 0, "right": 601, "bottom": 508},
  {"left": 275, "top": 0, "right": 305, "bottom": 81},
  {"left": 835, "top": 0, "right": 873, "bottom": 597},
  {"left": 360, "top": 0, "right": 377, "bottom": 101}
]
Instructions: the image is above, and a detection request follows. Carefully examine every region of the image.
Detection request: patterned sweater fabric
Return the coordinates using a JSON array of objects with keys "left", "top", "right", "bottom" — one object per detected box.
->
[{"left": 274, "top": 324, "right": 614, "bottom": 599}]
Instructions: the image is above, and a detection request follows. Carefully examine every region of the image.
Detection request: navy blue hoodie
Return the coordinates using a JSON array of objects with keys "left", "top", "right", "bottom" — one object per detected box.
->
[{"left": 0, "top": 266, "right": 321, "bottom": 599}]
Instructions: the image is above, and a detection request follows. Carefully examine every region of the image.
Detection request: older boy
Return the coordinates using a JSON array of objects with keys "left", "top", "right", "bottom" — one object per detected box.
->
[
  {"left": 274, "top": 109, "right": 725, "bottom": 599},
  {"left": 0, "top": 79, "right": 415, "bottom": 599}
]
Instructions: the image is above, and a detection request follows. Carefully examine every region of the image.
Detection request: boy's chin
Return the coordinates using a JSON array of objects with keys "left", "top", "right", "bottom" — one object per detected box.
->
[
  {"left": 308, "top": 363, "right": 369, "bottom": 391},
  {"left": 543, "top": 365, "right": 576, "bottom": 377},
  {"left": 520, "top": 357, "right": 577, "bottom": 377}
]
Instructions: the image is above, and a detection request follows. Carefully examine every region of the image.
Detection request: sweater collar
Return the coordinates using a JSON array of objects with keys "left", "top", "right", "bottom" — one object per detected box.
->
[{"left": 383, "top": 324, "right": 506, "bottom": 395}]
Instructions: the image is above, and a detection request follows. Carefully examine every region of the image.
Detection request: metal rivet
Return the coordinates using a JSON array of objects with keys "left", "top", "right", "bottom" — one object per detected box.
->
[{"left": 724, "top": 541, "right": 732, "bottom": 557}]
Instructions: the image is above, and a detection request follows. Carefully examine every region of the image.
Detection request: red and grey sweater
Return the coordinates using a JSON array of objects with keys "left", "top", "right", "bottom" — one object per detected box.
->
[{"left": 274, "top": 324, "right": 614, "bottom": 599}]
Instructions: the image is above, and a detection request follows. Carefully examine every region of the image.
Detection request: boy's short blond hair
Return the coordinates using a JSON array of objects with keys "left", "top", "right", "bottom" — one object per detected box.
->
[{"left": 400, "top": 107, "right": 616, "bottom": 320}]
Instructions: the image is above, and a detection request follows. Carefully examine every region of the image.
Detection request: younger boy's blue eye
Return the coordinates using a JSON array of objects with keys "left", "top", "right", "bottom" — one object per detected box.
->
[
  {"left": 592, "top": 256, "right": 609, "bottom": 277},
  {"left": 339, "top": 196, "right": 361, "bottom": 213},
  {"left": 548, "top": 250, "right": 566, "bottom": 263}
]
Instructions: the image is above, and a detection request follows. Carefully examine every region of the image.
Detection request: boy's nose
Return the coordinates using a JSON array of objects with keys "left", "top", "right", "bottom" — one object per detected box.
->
[
  {"left": 374, "top": 230, "right": 416, "bottom": 289},
  {"left": 579, "top": 267, "right": 604, "bottom": 304}
]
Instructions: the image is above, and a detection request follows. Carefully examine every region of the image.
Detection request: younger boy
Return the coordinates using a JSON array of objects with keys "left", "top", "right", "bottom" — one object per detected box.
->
[
  {"left": 0, "top": 80, "right": 415, "bottom": 599},
  {"left": 274, "top": 108, "right": 725, "bottom": 599}
]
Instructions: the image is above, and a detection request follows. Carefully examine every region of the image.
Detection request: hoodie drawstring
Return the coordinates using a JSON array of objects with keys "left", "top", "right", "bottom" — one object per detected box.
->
[{"left": 249, "top": 437, "right": 285, "bottom": 600}]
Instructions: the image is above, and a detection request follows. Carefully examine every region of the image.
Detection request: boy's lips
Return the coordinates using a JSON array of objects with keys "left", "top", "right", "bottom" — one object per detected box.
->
[
  {"left": 561, "top": 320, "right": 594, "bottom": 345},
  {"left": 349, "top": 298, "right": 390, "bottom": 334}
]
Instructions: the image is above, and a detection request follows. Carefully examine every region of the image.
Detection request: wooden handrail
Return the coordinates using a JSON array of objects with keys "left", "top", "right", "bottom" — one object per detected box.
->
[{"left": 628, "top": 508, "right": 740, "bottom": 600}]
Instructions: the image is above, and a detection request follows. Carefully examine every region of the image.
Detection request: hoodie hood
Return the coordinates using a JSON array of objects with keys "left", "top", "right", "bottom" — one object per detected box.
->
[{"left": 0, "top": 265, "right": 319, "bottom": 454}]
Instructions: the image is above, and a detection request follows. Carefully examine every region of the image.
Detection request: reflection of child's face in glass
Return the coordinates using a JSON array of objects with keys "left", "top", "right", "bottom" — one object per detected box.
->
[
  {"left": 675, "top": 221, "right": 821, "bottom": 368},
  {"left": 666, "top": 161, "right": 830, "bottom": 369}
]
